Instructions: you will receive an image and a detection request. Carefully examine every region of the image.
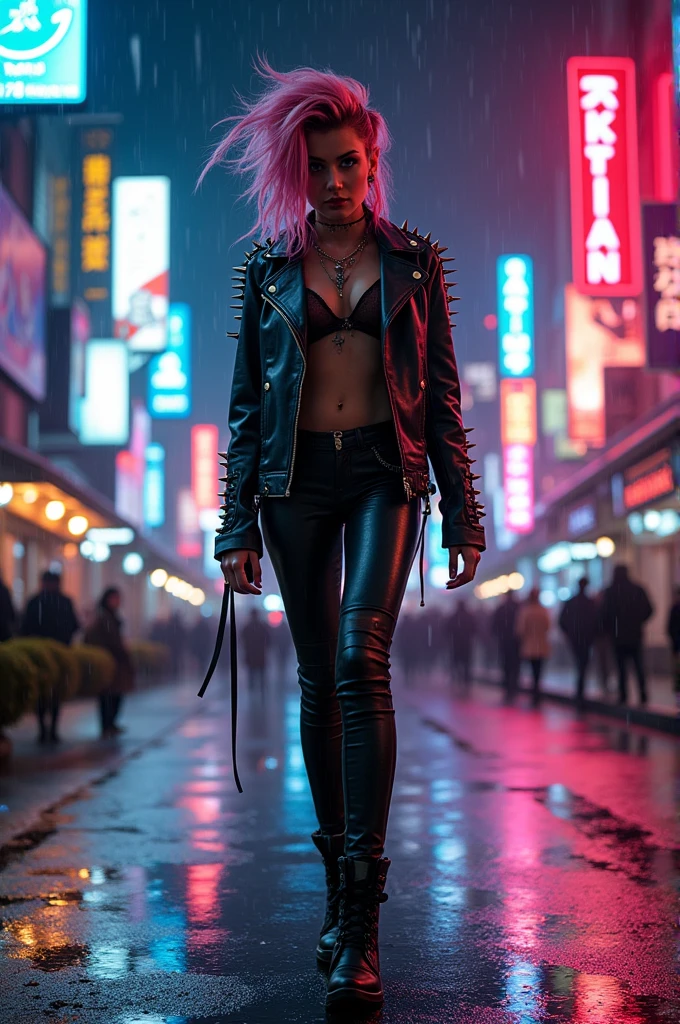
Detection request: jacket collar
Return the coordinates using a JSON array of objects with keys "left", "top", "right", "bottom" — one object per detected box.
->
[
  {"left": 260, "top": 206, "right": 429, "bottom": 343},
  {"left": 263, "top": 204, "right": 427, "bottom": 258}
]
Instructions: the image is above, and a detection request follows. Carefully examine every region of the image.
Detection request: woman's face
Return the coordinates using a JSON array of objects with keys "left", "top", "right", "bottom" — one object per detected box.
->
[
  {"left": 305, "top": 126, "right": 378, "bottom": 225},
  {"left": 106, "top": 592, "right": 121, "bottom": 611}
]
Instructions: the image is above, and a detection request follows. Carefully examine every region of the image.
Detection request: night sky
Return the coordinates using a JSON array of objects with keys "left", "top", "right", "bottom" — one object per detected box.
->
[{"left": 84, "top": 0, "right": 624, "bottom": 551}]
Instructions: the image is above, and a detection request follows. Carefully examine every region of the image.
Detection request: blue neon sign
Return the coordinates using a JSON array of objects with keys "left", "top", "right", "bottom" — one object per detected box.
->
[
  {"left": 148, "top": 303, "right": 191, "bottom": 418},
  {"left": 144, "top": 443, "right": 165, "bottom": 528},
  {"left": 497, "top": 254, "right": 534, "bottom": 377},
  {"left": 0, "top": 0, "right": 87, "bottom": 105}
]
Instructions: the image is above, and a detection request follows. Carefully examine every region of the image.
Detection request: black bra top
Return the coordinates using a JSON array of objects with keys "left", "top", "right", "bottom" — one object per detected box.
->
[{"left": 306, "top": 279, "right": 381, "bottom": 345}]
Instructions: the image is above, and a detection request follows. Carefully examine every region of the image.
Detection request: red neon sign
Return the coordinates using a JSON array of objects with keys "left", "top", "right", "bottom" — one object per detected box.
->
[
  {"left": 503, "top": 443, "right": 534, "bottom": 534},
  {"left": 653, "top": 73, "right": 678, "bottom": 203},
  {"left": 567, "top": 56, "right": 642, "bottom": 296},
  {"left": 191, "top": 424, "right": 218, "bottom": 511}
]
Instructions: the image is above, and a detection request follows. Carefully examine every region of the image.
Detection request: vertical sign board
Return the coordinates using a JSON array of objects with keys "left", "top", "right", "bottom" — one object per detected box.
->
[
  {"left": 565, "top": 284, "right": 646, "bottom": 447},
  {"left": 148, "top": 303, "right": 191, "bottom": 417},
  {"left": 0, "top": 0, "right": 87, "bottom": 104},
  {"left": 497, "top": 254, "right": 534, "bottom": 377},
  {"left": 567, "top": 56, "right": 642, "bottom": 297},
  {"left": 191, "top": 425, "right": 219, "bottom": 511},
  {"left": 642, "top": 204, "right": 680, "bottom": 370},
  {"left": 73, "top": 126, "right": 114, "bottom": 338},
  {"left": 79, "top": 340, "right": 129, "bottom": 445},
  {"left": 500, "top": 379, "right": 537, "bottom": 446},
  {"left": 503, "top": 445, "right": 534, "bottom": 534},
  {"left": 112, "top": 177, "right": 170, "bottom": 353},
  {"left": 144, "top": 444, "right": 165, "bottom": 528},
  {"left": 177, "top": 488, "right": 202, "bottom": 559}
]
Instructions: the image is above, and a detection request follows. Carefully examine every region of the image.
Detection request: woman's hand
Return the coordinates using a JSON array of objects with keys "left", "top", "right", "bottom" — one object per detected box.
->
[
  {"left": 446, "top": 546, "right": 481, "bottom": 590},
  {"left": 220, "top": 550, "right": 262, "bottom": 595}
]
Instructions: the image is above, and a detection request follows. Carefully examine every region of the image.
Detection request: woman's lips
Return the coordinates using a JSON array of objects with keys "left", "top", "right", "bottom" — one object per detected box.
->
[{"left": 326, "top": 198, "right": 349, "bottom": 205}]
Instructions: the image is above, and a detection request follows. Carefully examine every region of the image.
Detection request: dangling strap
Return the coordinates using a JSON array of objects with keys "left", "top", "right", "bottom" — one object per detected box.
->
[
  {"left": 197, "top": 583, "right": 243, "bottom": 793},
  {"left": 418, "top": 491, "right": 432, "bottom": 608}
]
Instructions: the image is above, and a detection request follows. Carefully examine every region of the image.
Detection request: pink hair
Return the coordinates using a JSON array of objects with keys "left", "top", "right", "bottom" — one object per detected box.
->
[{"left": 196, "top": 54, "right": 393, "bottom": 258}]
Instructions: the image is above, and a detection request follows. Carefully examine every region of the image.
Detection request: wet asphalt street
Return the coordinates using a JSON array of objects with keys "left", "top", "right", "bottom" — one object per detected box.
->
[{"left": 0, "top": 673, "right": 678, "bottom": 1023}]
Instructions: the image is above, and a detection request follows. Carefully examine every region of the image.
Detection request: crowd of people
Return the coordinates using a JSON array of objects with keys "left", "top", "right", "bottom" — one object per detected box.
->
[{"left": 393, "top": 564, "right": 674, "bottom": 711}]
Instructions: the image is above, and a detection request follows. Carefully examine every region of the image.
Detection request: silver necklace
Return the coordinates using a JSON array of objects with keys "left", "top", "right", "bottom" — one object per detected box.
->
[{"left": 313, "top": 232, "right": 368, "bottom": 297}]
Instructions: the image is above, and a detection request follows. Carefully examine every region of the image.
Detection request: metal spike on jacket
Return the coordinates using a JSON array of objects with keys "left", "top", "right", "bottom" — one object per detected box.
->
[{"left": 200, "top": 209, "right": 485, "bottom": 792}]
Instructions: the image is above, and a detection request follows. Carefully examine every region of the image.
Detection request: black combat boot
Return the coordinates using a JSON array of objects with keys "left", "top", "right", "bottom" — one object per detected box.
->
[
  {"left": 310, "top": 829, "right": 346, "bottom": 967},
  {"left": 325, "top": 854, "right": 391, "bottom": 1009}
]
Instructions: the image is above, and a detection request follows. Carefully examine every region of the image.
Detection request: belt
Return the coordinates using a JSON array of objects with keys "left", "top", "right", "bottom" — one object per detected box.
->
[{"left": 198, "top": 488, "right": 433, "bottom": 794}]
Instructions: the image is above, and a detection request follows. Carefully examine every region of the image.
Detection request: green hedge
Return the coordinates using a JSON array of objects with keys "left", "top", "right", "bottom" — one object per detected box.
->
[
  {"left": 128, "top": 640, "right": 171, "bottom": 678},
  {"left": 4, "top": 639, "right": 81, "bottom": 700},
  {"left": 0, "top": 645, "right": 38, "bottom": 729}
]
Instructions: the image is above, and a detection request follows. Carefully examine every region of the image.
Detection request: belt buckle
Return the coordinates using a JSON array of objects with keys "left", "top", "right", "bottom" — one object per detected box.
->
[{"left": 333, "top": 430, "right": 343, "bottom": 451}]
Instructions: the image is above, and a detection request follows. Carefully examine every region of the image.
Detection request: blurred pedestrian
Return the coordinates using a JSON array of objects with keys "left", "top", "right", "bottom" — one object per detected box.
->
[
  {"left": 0, "top": 572, "right": 16, "bottom": 642},
  {"left": 601, "top": 565, "right": 654, "bottom": 706},
  {"left": 84, "top": 587, "right": 135, "bottom": 738},
  {"left": 21, "top": 570, "right": 79, "bottom": 743},
  {"left": 491, "top": 591, "right": 521, "bottom": 699},
  {"left": 515, "top": 588, "right": 551, "bottom": 703},
  {"left": 394, "top": 610, "right": 424, "bottom": 688},
  {"left": 558, "top": 578, "right": 598, "bottom": 704},
  {"left": 666, "top": 585, "right": 680, "bottom": 714},
  {"left": 166, "top": 612, "right": 187, "bottom": 679},
  {"left": 189, "top": 614, "right": 213, "bottom": 674},
  {"left": 241, "top": 607, "right": 271, "bottom": 697},
  {"left": 446, "top": 598, "right": 477, "bottom": 687}
]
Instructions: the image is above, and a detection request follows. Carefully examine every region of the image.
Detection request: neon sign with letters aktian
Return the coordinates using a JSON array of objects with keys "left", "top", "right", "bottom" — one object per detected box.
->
[{"left": 567, "top": 56, "right": 642, "bottom": 297}]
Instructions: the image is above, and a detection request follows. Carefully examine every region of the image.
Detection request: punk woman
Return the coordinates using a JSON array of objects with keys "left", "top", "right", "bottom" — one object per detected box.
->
[{"left": 198, "top": 58, "right": 486, "bottom": 1010}]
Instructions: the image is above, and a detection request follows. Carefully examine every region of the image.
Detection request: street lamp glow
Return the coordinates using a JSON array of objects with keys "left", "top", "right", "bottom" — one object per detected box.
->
[
  {"left": 595, "top": 536, "right": 616, "bottom": 558},
  {"left": 122, "top": 552, "right": 144, "bottom": 575},
  {"left": 23, "top": 486, "right": 38, "bottom": 504},
  {"left": 45, "top": 500, "right": 66, "bottom": 521},
  {"left": 0, "top": 483, "right": 13, "bottom": 506},
  {"left": 189, "top": 587, "right": 205, "bottom": 606},
  {"left": 68, "top": 515, "right": 89, "bottom": 536},
  {"left": 149, "top": 568, "right": 168, "bottom": 588}
]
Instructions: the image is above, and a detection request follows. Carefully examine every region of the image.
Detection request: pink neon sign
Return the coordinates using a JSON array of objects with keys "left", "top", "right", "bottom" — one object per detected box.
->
[
  {"left": 567, "top": 56, "right": 642, "bottom": 297},
  {"left": 503, "top": 443, "right": 534, "bottom": 534}
]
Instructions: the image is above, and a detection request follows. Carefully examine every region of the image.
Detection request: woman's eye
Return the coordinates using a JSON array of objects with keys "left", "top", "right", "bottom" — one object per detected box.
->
[{"left": 341, "top": 158, "right": 357, "bottom": 167}]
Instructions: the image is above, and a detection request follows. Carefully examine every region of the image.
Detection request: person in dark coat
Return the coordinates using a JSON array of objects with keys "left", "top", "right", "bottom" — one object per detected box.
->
[
  {"left": 601, "top": 565, "right": 654, "bottom": 706},
  {"left": 491, "top": 591, "right": 521, "bottom": 699},
  {"left": 446, "top": 599, "right": 478, "bottom": 687},
  {"left": 666, "top": 585, "right": 680, "bottom": 714},
  {"left": 21, "top": 570, "right": 79, "bottom": 742},
  {"left": 84, "top": 587, "right": 135, "bottom": 737},
  {"left": 558, "top": 577, "right": 599, "bottom": 704},
  {"left": 241, "top": 607, "right": 272, "bottom": 697},
  {"left": 0, "top": 573, "right": 16, "bottom": 642}
]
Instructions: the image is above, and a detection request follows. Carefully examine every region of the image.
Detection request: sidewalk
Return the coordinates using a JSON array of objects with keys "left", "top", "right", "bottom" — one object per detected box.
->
[
  {"left": 0, "top": 677, "right": 205, "bottom": 851},
  {"left": 398, "top": 661, "right": 680, "bottom": 735}
]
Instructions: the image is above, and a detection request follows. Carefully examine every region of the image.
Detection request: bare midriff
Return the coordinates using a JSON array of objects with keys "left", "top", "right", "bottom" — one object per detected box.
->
[{"left": 298, "top": 236, "right": 394, "bottom": 431}]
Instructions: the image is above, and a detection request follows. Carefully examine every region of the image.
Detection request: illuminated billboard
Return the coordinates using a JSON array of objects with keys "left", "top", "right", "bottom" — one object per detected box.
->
[
  {"left": 112, "top": 176, "right": 170, "bottom": 352},
  {"left": 567, "top": 56, "right": 642, "bottom": 296},
  {"left": 565, "top": 284, "right": 645, "bottom": 448},
  {"left": 0, "top": 184, "right": 46, "bottom": 400},
  {"left": 497, "top": 254, "right": 534, "bottom": 377},
  {"left": 503, "top": 444, "right": 534, "bottom": 534},
  {"left": 191, "top": 425, "right": 218, "bottom": 511},
  {"left": 177, "top": 488, "right": 201, "bottom": 559},
  {"left": 79, "top": 339, "right": 129, "bottom": 446},
  {"left": 148, "top": 303, "right": 191, "bottom": 417},
  {"left": 500, "top": 378, "right": 537, "bottom": 446},
  {"left": 144, "top": 443, "right": 165, "bottom": 528},
  {"left": 0, "top": 0, "right": 87, "bottom": 105},
  {"left": 643, "top": 204, "right": 680, "bottom": 370},
  {"left": 73, "top": 125, "right": 114, "bottom": 337}
]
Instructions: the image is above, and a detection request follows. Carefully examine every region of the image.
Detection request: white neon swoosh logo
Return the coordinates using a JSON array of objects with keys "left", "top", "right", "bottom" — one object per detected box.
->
[{"left": 0, "top": 9, "right": 73, "bottom": 61}]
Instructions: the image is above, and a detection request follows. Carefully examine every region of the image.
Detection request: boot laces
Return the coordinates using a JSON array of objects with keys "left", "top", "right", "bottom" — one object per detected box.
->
[{"left": 338, "top": 887, "right": 388, "bottom": 948}]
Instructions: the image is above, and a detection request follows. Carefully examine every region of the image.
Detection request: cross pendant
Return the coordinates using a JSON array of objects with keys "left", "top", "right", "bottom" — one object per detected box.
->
[
  {"left": 332, "top": 332, "right": 345, "bottom": 353},
  {"left": 335, "top": 264, "right": 344, "bottom": 295}
]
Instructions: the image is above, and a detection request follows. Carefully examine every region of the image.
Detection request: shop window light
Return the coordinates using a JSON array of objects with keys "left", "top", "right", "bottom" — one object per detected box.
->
[
  {"left": 45, "top": 500, "right": 66, "bottom": 521},
  {"left": 0, "top": 483, "right": 13, "bottom": 506}
]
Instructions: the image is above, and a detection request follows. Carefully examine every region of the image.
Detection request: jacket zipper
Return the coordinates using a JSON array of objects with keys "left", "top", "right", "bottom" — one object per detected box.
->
[
  {"left": 383, "top": 291, "right": 418, "bottom": 502},
  {"left": 262, "top": 294, "right": 306, "bottom": 497}
]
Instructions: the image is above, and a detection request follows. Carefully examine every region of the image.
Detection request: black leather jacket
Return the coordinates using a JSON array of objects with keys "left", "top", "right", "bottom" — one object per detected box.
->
[{"left": 215, "top": 207, "right": 486, "bottom": 564}]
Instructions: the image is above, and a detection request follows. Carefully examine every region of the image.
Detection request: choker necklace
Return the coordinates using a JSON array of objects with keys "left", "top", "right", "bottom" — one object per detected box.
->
[{"left": 315, "top": 212, "right": 366, "bottom": 231}]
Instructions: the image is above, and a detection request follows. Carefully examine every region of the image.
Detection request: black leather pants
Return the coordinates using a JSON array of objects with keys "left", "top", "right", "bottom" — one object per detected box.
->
[{"left": 260, "top": 419, "right": 422, "bottom": 857}]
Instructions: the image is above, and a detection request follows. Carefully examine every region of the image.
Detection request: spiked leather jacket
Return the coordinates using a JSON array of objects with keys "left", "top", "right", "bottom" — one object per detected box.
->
[{"left": 215, "top": 208, "right": 486, "bottom": 566}]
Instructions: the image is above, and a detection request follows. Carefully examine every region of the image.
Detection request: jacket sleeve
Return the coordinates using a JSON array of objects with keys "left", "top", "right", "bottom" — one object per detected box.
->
[
  {"left": 215, "top": 253, "right": 265, "bottom": 561},
  {"left": 424, "top": 249, "right": 486, "bottom": 550}
]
